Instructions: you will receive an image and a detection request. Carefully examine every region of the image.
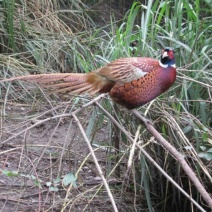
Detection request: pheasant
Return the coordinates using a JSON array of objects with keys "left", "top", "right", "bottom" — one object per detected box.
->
[{"left": 2, "top": 48, "right": 176, "bottom": 109}]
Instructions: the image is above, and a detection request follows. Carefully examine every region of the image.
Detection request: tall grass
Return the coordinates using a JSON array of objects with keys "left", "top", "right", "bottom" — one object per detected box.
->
[{"left": 0, "top": 0, "right": 211, "bottom": 211}]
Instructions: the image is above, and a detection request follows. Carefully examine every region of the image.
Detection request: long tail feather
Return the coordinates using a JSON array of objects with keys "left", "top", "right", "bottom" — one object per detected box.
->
[{"left": 2, "top": 72, "right": 112, "bottom": 95}]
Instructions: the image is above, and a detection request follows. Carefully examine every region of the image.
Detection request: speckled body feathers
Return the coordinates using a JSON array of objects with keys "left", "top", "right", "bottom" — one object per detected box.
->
[{"left": 105, "top": 57, "right": 176, "bottom": 109}]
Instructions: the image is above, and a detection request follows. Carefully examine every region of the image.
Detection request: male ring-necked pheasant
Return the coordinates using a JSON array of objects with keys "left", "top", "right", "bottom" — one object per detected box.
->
[{"left": 3, "top": 48, "right": 176, "bottom": 109}]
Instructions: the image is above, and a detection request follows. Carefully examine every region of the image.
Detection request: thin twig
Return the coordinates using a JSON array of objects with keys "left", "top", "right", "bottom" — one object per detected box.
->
[
  {"left": 71, "top": 113, "right": 118, "bottom": 212},
  {"left": 128, "top": 125, "right": 141, "bottom": 168}
]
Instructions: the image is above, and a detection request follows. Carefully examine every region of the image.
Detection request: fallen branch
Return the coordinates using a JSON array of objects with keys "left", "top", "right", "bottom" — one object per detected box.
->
[
  {"left": 132, "top": 109, "right": 212, "bottom": 209},
  {"left": 95, "top": 102, "right": 210, "bottom": 211}
]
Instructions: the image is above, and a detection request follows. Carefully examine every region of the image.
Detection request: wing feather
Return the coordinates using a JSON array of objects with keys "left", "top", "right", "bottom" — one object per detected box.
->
[{"left": 96, "top": 57, "right": 158, "bottom": 84}]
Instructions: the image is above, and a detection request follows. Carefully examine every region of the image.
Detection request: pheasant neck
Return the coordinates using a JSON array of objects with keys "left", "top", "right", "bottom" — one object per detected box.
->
[
  {"left": 159, "top": 60, "right": 168, "bottom": 68},
  {"left": 159, "top": 60, "right": 176, "bottom": 68}
]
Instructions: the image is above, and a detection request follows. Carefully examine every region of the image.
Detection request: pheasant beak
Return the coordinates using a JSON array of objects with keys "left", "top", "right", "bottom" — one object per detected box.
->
[{"left": 162, "top": 51, "right": 168, "bottom": 58}]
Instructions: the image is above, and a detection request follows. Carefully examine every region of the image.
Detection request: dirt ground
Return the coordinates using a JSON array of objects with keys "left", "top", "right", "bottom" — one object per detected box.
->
[{"left": 0, "top": 96, "right": 137, "bottom": 211}]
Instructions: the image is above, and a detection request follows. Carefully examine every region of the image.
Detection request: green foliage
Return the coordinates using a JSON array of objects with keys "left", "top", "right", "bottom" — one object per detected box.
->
[
  {"left": 2, "top": 169, "right": 19, "bottom": 177},
  {"left": 2, "top": 0, "right": 16, "bottom": 51},
  {"left": 1, "top": 168, "right": 77, "bottom": 191},
  {"left": 1, "top": 169, "right": 42, "bottom": 188},
  {"left": 0, "top": 0, "right": 211, "bottom": 211},
  {"left": 62, "top": 172, "right": 77, "bottom": 187}
]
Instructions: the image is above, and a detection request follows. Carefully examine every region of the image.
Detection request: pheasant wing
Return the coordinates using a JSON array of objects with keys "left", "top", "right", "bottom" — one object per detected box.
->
[{"left": 97, "top": 57, "right": 158, "bottom": 84}]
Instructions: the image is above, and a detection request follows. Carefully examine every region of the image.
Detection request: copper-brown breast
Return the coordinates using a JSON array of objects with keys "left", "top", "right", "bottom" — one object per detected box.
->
[{"left": 109, "top": 66, "right": 176, "bottom": 109}]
